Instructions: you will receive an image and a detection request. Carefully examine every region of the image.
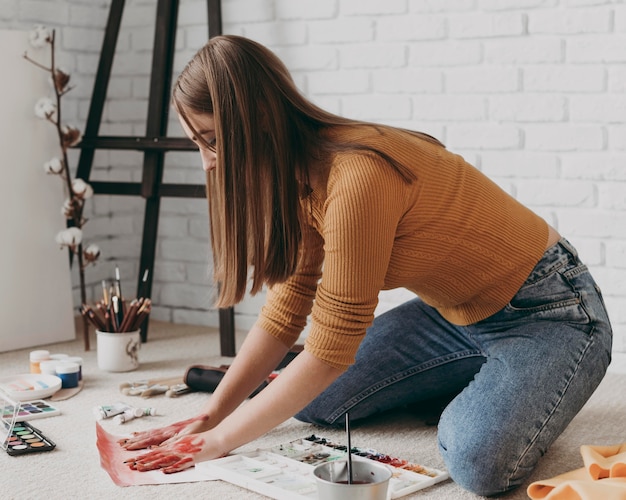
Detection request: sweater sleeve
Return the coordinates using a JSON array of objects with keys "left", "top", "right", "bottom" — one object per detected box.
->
[
  {"left": 254, "top": 216, "right": 324, "bottom": 348},
  {"left": 304, "top": 154, "right": 410, "bottom": 370}
]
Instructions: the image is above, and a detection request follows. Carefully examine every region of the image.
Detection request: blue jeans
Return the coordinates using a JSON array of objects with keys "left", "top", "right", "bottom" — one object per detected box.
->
[{"left": 295, "top": 238, "right": 613, "bottom": 496}]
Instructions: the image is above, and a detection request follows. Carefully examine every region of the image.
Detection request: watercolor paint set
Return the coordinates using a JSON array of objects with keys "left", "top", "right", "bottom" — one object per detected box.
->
[
  {"left": 2, "top": 421, "right": 57, "bottom": 456},
  {"left": 1, "top": 399, "right": 61, "bottom": 421},
  {"left": 1, "top": 392, "right": 57, "bottom": 456},
  {"left": 196, "top": 434, "right": 449, "bottom": 499}
]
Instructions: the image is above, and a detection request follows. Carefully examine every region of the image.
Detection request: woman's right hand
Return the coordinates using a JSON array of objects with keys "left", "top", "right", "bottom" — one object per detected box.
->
[{"left": 117, "top": 414, "right": 210, "bottom": 451}]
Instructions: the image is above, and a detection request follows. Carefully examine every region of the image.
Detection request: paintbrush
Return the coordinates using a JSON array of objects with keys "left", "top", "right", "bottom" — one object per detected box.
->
[
  {"left": 129, "top": 298, "right": 151, "bottom": 331},
  {"left": 118, "top": 299, "right": 139, "bottom": 332},
  {"left": 121, "top": 384, "right": 150, "bottom": 396},
  {"left": 110, "top": 295, "right": 124, "bottom": 332},
  {"left": 140, "top": 384, "right": 171, "bottom": 398},
  {"left": 165, "top": 383, "right": 193, "bottom": 398},
  {"left": 119, "top": 375, "right": 183, "bottom": 392},
  {"left": 80, "top": 305, "right": 107, "bottom": 331},
  {"left": 114, "top": 265, "right": 123, "bottom": 298},
  {"left": 346, "top": 412, "right": 353, "bottom": 484},
  {"left": 101, "top": 279, "right": 110, "bottom": 307}
]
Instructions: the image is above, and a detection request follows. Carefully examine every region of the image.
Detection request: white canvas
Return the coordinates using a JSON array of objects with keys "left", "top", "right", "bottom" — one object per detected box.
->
[{"left": 0, "top": 29, "right": 76, "bottom": 352}]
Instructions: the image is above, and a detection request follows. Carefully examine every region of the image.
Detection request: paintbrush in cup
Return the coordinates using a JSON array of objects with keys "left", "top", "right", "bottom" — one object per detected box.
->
[{"left": 346, "top": 412, "right": 353, "bottom": 484}]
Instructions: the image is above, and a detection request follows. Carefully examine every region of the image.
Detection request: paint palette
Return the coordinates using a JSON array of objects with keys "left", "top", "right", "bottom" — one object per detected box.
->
[
  {"left": 0, "top": 374, "right": 62, "bottom": 401},
  {"left": 196, "top": 434, "right": 449, "bottom": 499},
  {"left": 1, "top": 399, "right": 61, "bottom": 421},
  {"left": 3, "top": 421, "right": 56, "bottom": 456},
  {"left": 1, "top": 392, "right": 56, "bottom": 456}
]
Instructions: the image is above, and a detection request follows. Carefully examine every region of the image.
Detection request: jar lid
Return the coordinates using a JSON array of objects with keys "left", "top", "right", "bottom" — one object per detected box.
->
[
  {"left": 39, "top": 360, "right": 60, "bottom": 371},
  {"left": 55, "top": 362, "right": 80, "bottom": 375},
  {"left": 30, "top": 350, "right": 50, "bottom": 361}
]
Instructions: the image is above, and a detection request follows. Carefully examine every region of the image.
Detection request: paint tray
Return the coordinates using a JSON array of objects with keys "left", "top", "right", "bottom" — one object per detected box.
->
[
  {"left": 0, "top": 373, "right": 62, "bottom": 401},
  {"left": 1, "top": 391, "right": 57, "bottom": 456},
  {"left": 196, "top": 434, "right": 449, "bottom": 499},
  {"left": 0, "top": 391, "right": 19, "bottom": 452},
  {"left": 1, "top": 399, "right": 61, "bottom": 421}
]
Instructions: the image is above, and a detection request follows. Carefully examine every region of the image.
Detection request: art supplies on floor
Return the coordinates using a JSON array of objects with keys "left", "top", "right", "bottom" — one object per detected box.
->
[
  {"left": 118, "top": 375, "right": 189, "bottom": 398},
  {"left": 93, "top": 402, "right": 156, "bottom": 424},
  {"left": 1, "top": 399, "right": 61, "bottom": 421},
  {"left": 1, "top": 391, "right": 57, "bottom": 456},
  {"left": 0, "top": 374, "right": 62, "bottom": 401},
  {"left": 2, "top": 421, "right": 56, "bottom": 456},
  {"left": 196, "top": 434, "right": 449, "bottom": 499}
]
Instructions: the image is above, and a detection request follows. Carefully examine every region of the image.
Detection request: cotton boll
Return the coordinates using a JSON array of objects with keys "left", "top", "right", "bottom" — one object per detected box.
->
[
  {"left": 61, "top": 125, "right": 82, "bottom": 147},
  {"left": 34, "top": 97, "right": 56, "bottom": 119},
  {"left": 44, "top": 157, "right": 63, "bottom": 174},
  {"left": 55, "top": 227, "right": 83, "bottom": 248},
  {"left": 53, "top": 67, "right": 71, "bottom": 94},
  {"left": 83, "top": 244, "right": 100, "bottom": 264},
  {"left": 72, "top": 178, "right": 93, "bottom": 199},
  {"left": 61, "top": 198, "right": 74, "bottom": 219},
  {"left": 29, "top": 25, "right": 51, "bottom": 48}
]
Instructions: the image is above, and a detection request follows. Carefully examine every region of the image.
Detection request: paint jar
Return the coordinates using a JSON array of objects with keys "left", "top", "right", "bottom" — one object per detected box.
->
[
  {"left": 39, "top": 360, "right": 61, "bottom": 376},
  {"left": 96, "top": 330, "right": 140, "bottom": 372},
  {"left": 49, "top": 353, "right": 69, "bottom": 360},
  {"left": 29, "top": 350, "right": 50, "bottom": 374},
  {"left": 55, "top": 361, "right": 80, "bottom": 389},
  {"left": 313, "top": 459, "right": 392, "bottom": 500},
  {"left": 65, "top": 356, "right": 84, "bottom": 380}
]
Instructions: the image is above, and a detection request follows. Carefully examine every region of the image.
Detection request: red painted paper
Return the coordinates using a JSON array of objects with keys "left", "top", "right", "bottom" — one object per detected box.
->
[{"left": 95, "top": 422, "right": 215, "bottom": 486}]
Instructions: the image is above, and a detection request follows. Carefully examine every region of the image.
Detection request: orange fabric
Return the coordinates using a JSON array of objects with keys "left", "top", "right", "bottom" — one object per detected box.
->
[
  {"left": 527, "top": 444, "right": 626, "bottom": 500},
  {"left": 256, "top": 125, "right": 548, "bottom": 370}
]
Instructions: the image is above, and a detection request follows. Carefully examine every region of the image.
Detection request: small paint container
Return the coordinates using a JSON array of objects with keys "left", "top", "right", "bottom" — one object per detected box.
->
[
  {"left": 64, "top": 356, "right": 84, "bottom": 380},
  {"left": 49, "top": 353, "right": 69, "bottom": 361},
  {"left": 55, "top": 362, "right": 80, "bottom": 389},
  {"left": 93, "top": 402, "right": 132, "bottom": 420},
  {"left": 113, "top": 407, "right": 144, "bottom": 425},
  {"left": 29, "top": 350, "right": 50, "bottom": 374},
  {"left": 39, "top": 360, "right": 61, "bottom": 376}
]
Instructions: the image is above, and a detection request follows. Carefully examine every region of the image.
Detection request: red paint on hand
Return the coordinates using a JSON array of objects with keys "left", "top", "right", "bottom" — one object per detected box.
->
[
  {"left": 125, "top": 435, "right": 205, "bottom": 474},
  {"left": 118, "top": 414, "right": 208, "bottom": 450}
]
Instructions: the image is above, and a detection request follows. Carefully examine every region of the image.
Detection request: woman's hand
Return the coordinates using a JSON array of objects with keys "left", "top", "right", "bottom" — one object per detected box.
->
[
  {"left": 124, "top": 433, "right": 211, "bottom": 474},
  {"left": 117, "top": 415, "right": 209, "bottom": 451}
]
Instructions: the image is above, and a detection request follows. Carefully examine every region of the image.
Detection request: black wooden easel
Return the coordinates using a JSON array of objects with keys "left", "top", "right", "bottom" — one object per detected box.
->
[{"left": 75, "top": 0, "right": 237, "bottom": 356}]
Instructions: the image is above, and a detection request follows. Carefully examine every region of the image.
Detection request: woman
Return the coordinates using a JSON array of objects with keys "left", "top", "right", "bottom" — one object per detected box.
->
[{"left": 119, "top": 35, "right": 612, "bottom": 496}]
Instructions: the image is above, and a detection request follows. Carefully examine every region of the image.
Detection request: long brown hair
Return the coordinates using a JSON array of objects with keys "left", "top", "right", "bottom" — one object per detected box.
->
[{"left": 172, "top": 35, "right": 443, "bottom": 307}]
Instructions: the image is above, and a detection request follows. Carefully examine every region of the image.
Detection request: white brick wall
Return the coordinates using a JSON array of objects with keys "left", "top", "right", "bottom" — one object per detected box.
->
[{"left": 3, "top": 0, "right": 625, "bottom": 356}]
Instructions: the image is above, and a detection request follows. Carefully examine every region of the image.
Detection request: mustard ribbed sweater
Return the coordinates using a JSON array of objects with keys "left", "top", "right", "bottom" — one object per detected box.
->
[{"left": 255, "top": 125, "right": 548, "bottom": 370}]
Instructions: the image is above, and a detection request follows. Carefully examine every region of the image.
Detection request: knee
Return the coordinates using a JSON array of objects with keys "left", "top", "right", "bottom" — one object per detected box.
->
[
  {"left": 438, "top": 437, "right": 518, "bottom": 497},
  {"left": 438, "top": 417, "right": 524, "bottom": 497},
  {"left": 294, "top": 405, "right": 342, "bottom": 428}
]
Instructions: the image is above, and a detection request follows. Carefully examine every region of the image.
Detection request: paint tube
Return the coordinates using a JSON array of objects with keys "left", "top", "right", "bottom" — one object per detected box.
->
[
  {"left": 93, "top": 402, "right": 134, "bottom": 420},
  {"left": 113, "top": 407, "right": 157, "bottom": 424}
]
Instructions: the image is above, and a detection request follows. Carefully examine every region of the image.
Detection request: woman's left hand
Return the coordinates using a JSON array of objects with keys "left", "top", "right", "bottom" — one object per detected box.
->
[{"left": 124, "top": 433, "right": 215, "bottom": 474}]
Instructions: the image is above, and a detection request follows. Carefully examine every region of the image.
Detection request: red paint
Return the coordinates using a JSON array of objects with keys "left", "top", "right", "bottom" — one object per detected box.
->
[
  {"left": 118, "top": 414, "right": 208, "bottom": 450},
  {"left": 97, "top": 422, "right": 207, "bottom": 485},
  {"left": 127, "top": 435, "right": 205, "bottom": 473}
]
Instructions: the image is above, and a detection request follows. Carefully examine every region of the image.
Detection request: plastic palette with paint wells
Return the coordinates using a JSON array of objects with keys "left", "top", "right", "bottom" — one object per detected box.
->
[
  {"left": 196, "top": 434, "right": 449, "bottom": 499},
  {"left": 1, "top": 399, "right": 61, "bottom": 421},
  {"left": 1, "top": 391, "right": 56, "bottom": 456}
]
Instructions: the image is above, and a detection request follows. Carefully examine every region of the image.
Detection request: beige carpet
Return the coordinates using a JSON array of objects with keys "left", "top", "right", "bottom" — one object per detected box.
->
[{"left": 1, "top": 320, "right": 624, "bottom": 500}]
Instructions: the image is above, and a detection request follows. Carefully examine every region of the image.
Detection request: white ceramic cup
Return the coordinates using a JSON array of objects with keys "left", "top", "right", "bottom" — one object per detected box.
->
[
  {"left": 313, "top": 459, "right": 392, "bottom": 500},
  {"left": 96, "top": 330, "right": 140, "bottom": 372}
]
